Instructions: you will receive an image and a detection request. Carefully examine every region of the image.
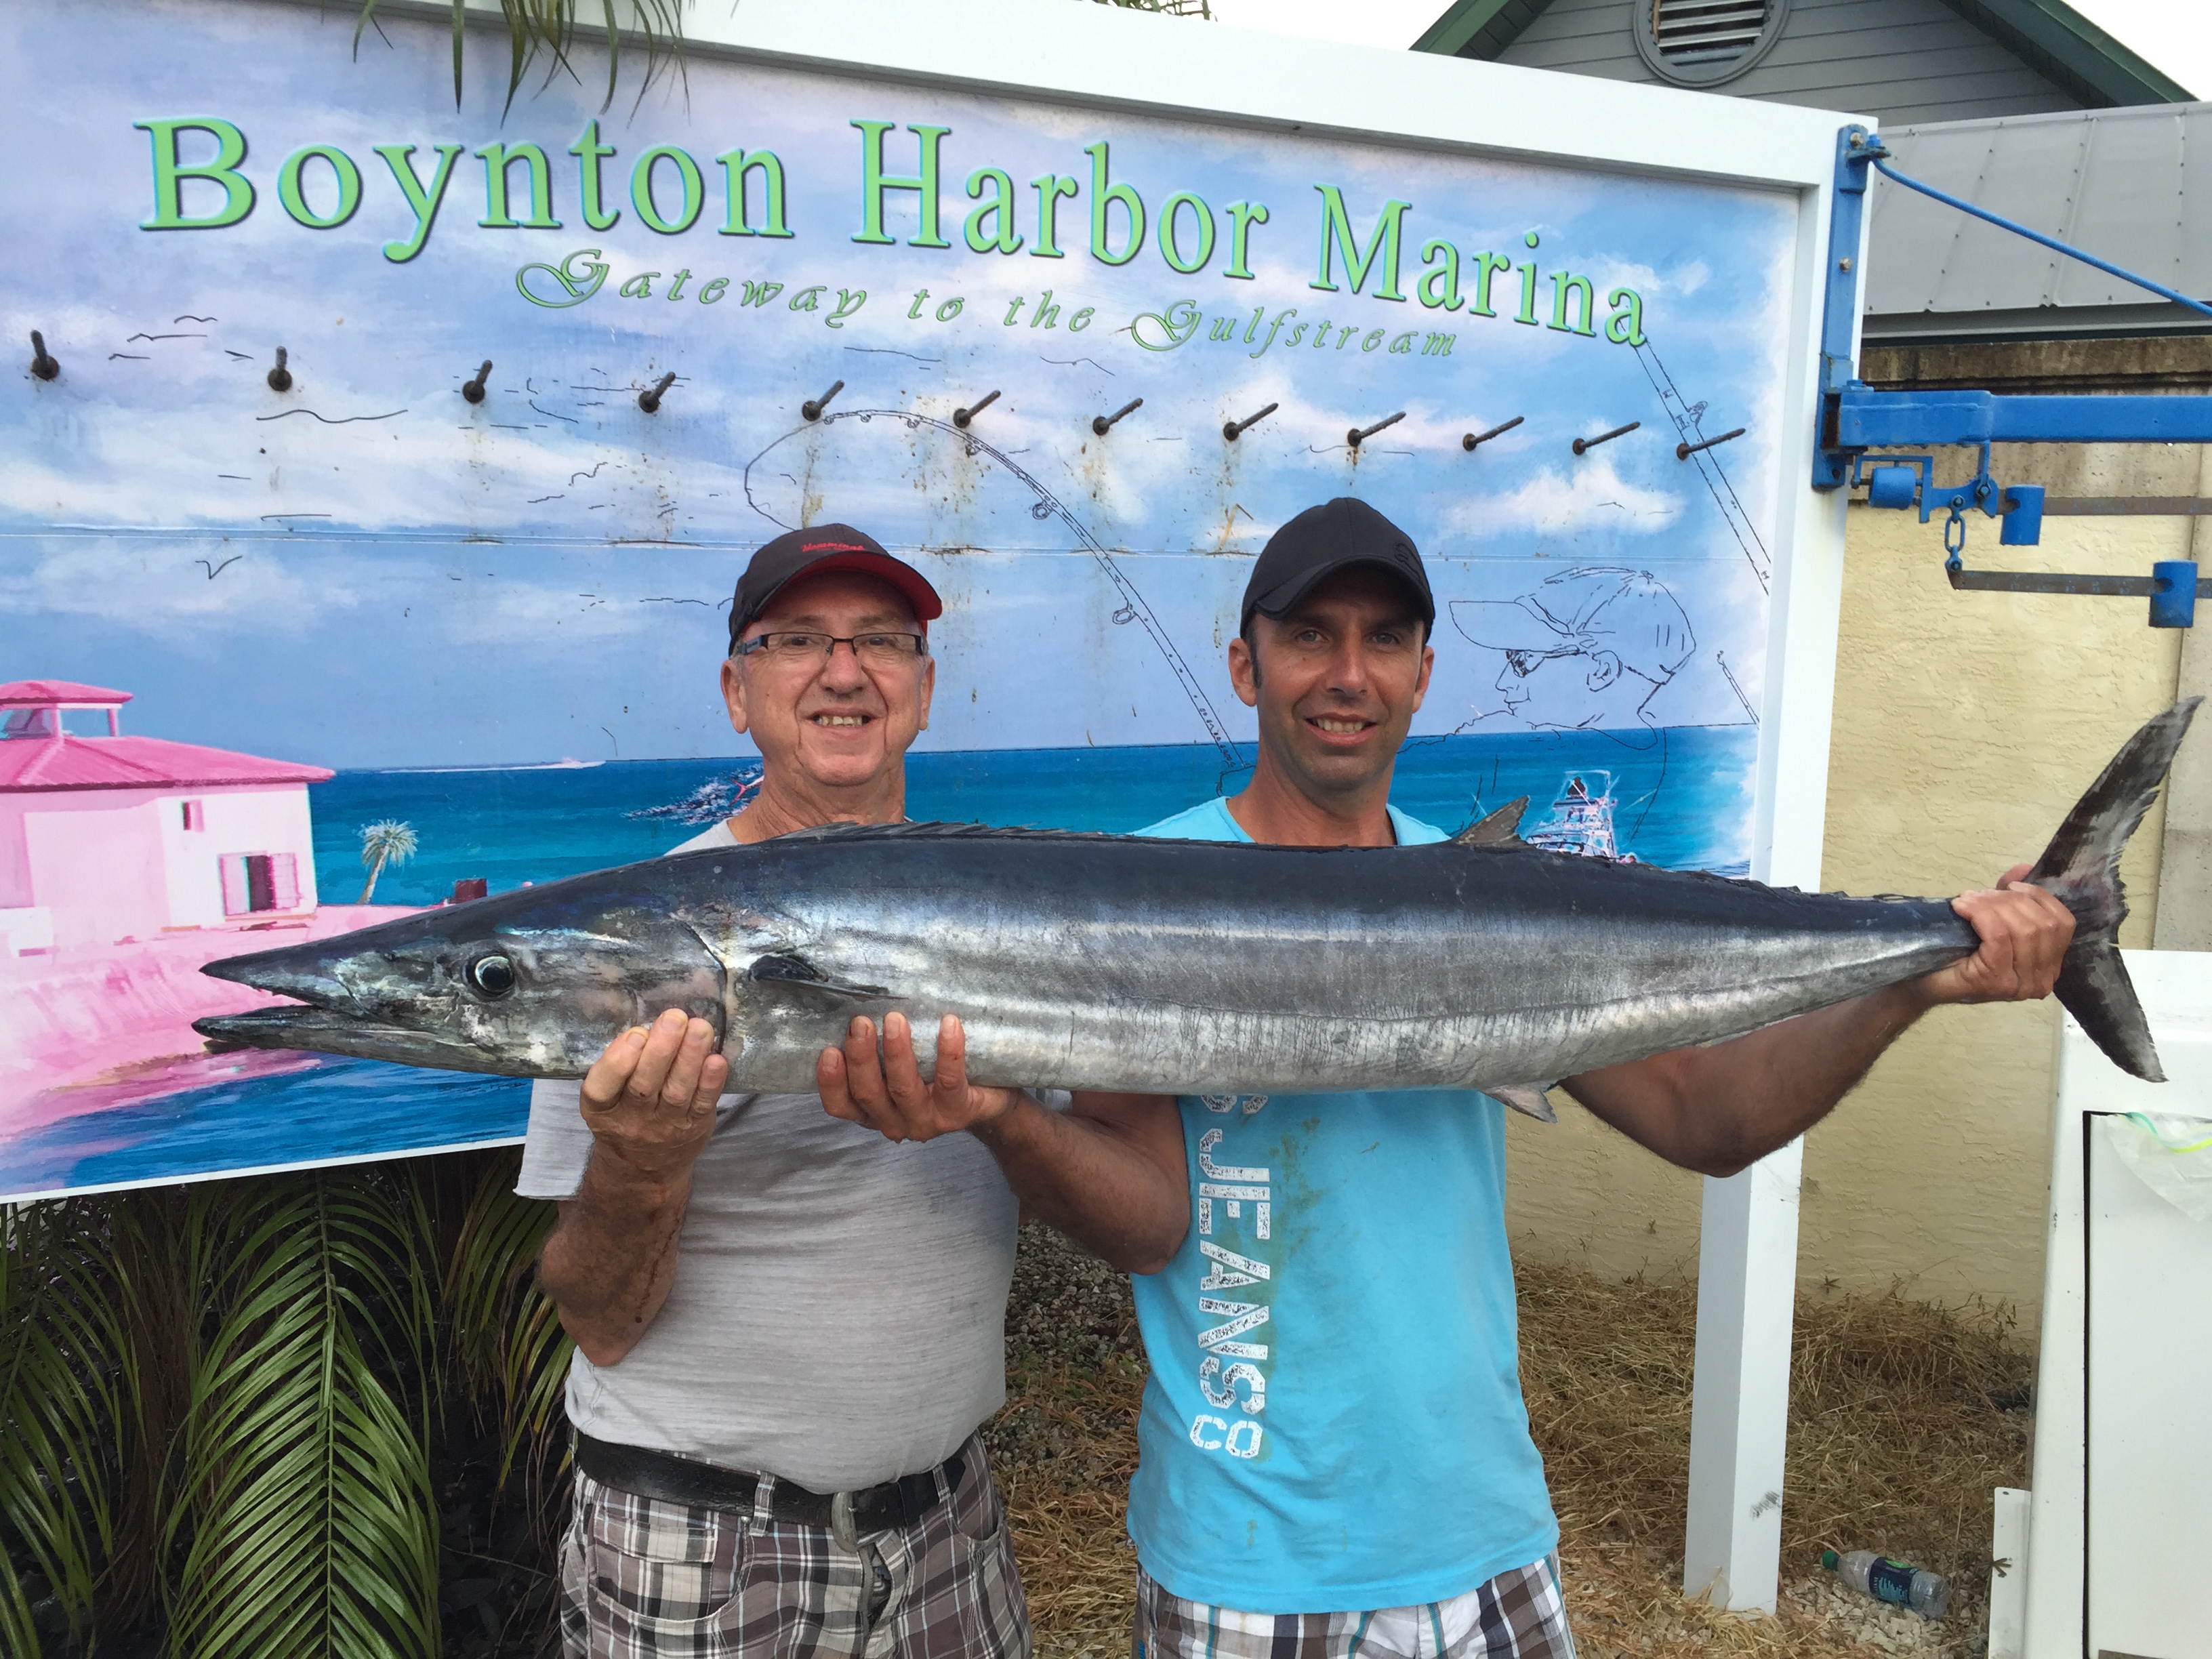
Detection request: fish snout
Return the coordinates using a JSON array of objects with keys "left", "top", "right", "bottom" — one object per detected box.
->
[{"left": 201, "top": 938, "right": 370, "bottom": 1014}]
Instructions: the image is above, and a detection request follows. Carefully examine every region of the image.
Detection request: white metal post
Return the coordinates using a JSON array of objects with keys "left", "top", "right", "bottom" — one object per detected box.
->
[
  {"left": 1988, "top": 1487, "right": 2030, "bottom": 1659},
  {"left": 1681, "top": 150, "right": 1856, "bottom": 1610},
  {"left": 1681, "top": 1142, "right": 1805, "bottom": 1611},
  {"left": 1680, "top": 476, "right": 1839, "bottom": 1614}
]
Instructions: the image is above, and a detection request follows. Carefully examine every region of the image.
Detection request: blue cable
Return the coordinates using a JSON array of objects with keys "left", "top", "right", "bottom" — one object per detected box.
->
[{"left": 1868, "top": 154, "right": 2212, "bottom": 322}]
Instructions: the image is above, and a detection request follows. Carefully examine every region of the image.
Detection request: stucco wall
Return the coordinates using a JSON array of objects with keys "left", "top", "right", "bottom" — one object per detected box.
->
[{"left": 1504, "top": 339, "right": 2207, "bottom": 1341}]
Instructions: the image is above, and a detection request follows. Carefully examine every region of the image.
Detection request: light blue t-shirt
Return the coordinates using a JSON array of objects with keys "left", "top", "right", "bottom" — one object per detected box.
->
[{"left": 1125, "top": 796, "right": 1558, "bottom": 1613}]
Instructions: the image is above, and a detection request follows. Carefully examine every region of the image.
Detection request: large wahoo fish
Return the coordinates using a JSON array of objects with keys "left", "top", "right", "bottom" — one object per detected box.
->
[{"left": 196, "top": 702, "right": 2198, "bottom": 1109}]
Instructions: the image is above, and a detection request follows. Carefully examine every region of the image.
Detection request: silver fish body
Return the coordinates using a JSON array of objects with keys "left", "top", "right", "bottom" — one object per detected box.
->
[
  {"left": 680, "top": 829, "right": 1977, "bottom": 1096},
  {"left": 195, "top": 701, "right": 2202, "bottom": 1094}
]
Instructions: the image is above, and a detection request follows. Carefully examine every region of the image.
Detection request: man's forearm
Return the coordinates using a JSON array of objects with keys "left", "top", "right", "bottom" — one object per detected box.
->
[
  {"left": 1566, "top": 980, "right": 1935, "bottom": 1176},
  {"left": 537, "top": 1151, "right": 697, "bottom": 1366},
  {"left": 970, "top": 1094, "right": 1188, "bottom": 1274}
]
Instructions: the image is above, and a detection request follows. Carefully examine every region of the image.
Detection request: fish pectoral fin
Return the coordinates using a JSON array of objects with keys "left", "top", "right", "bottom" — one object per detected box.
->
[
  {"left": 1491, "top": 1082, "right": 1559, "bottom": 1123},
  {"left": 1453, "top": 797, "right": 1532, "bottom": 848},
  {"left": 745, "top": 953, "right": 895, "bottom": 1000}
]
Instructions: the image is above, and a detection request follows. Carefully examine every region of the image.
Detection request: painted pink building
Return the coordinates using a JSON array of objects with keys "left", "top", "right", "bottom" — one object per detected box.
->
[{"left": 0, "top": 680, "right": 332, "bottom": 954}]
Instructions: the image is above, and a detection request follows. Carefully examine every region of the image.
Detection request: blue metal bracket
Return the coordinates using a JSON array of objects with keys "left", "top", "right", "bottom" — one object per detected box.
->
[{"left": 1813, "top": 124, "right": 2212, "bottom": 622}]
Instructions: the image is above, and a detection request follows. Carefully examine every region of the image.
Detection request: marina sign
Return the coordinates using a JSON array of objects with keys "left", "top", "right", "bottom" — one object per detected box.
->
[{"left": 2, "top": 0, "right": 1843, "bottom": 1197}]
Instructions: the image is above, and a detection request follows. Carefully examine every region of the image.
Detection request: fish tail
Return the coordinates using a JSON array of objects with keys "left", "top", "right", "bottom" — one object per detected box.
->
[{"left": 2028, "top": 697, "right": 2202, "bottom": 1082}]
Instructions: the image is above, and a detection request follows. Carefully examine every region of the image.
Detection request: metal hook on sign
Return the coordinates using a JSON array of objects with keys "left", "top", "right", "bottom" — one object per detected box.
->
[
  {"left": 1676, "top": 426, "right": 1744, "bottom": 461},
  {"left": 1572, "top": 420, "right": 1638, "bottom": 455},
  {"left": 1462, "top": 416, "right": 1523, "bottom": 452},
  {"left": 801, "top": 379, "right": 844, "bottom": 422},
  {"left": 1092, "top": 398, "right": 1143, "bottom": 436},
  {"left": 952, "top": 390, "right": 999, "bottom": 429},
  {"left": 1348, "top": 411, "right": 1406, "bottom": 450},
  {"left": 28, "top": 331, "right": 59, "bottom": 382},
  {"left": 638, "top": 372, "right": 676, "bottom": 414},
  {"left": 1223, "top": 403, "right": 1278, "bottom": 442},
  {"left": 462, "top": 361, "right": 493, "bottom": 404},
  {"left": 266, "top": 346, "right": 293, "bottom": 393}
]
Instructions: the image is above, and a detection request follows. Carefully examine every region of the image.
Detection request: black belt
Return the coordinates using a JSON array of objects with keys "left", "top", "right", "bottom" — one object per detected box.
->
[{"left": 576, "top": 1432, "right": 964, "bottom": 1543}]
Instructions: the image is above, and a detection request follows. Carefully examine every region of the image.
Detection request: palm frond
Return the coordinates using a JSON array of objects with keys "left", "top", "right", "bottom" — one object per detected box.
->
[
  {"left": 163, "top": 1172, "right": 441, "bottom": 1659},
  {"left": 0, "top": 1565, "right": 39, "bottom": 1659},
  {"left": 356, "top": 0, "right": 689, "bottom": 113},
  {"left": 98, "top": 1185, "right": 197, "bottom": 1637},
  {"left": 444, "top": 1151, "right": 571, "bottom": 1493},
  {"left": 0, "top": 1197, "right": 132, "bottom": 1647}
]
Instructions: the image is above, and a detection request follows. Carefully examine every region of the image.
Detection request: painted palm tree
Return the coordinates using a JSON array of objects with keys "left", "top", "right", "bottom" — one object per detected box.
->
[{"left": 356, "top": 819, "right": 419, "bottom": 905}]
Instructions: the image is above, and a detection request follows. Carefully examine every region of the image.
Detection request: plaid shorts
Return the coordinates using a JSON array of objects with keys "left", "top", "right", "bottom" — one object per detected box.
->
[
  {"left": 1133, "top": 1555, "right": 1575, "bottom": 1659},
  {"left": 560, "top": 1433, "right": 1030, "bottom": 1659}
]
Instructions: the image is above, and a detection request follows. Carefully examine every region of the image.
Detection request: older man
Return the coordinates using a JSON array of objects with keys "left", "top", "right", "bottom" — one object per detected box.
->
[
  {"left": 522, "top": 525, "right": 1028, "bottom": 1659},
  {"left": 824, "top": 497, "right": 2073, "bottom": 1659}
]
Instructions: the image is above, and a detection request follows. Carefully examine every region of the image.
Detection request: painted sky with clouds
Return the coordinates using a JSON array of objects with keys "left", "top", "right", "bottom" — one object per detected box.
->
[{"left": 3, "top": 0, "right": 1798, "bottom": 771}]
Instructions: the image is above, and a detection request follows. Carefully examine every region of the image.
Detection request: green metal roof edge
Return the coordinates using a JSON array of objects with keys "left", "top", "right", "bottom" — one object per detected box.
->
[{"left": 1410, "top": 0, "right": 1550, "bottom": 60}]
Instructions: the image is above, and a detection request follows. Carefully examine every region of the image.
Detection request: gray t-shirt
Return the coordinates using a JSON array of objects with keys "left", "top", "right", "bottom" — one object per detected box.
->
[{"left": 515, "top": 820, "right": 1019, "bottom": 1493}]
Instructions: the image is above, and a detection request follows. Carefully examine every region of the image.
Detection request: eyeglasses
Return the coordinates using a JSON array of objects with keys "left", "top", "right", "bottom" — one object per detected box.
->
[
  {"left": 1500, "top": 645, "right": 1575, "bottom": 677},
  {"left": 732, "top": 630, "right": 929, "bottom": 668}
]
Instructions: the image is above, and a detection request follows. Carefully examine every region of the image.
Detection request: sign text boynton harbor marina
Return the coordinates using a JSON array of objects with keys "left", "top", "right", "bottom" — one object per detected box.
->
[{"left": 134, "top": 117, "right": 1650, "bottom": 362}]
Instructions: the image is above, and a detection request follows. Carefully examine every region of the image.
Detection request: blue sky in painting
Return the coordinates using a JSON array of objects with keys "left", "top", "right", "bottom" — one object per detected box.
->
[{"left": 3, "top": 0, "right": 1795, "bottom": 771}]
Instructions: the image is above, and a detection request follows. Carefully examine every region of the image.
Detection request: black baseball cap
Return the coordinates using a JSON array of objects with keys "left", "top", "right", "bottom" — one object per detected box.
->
[
  {"left": 1241, "top": 498, "right": 1435, "bottom": 634},
  {"left": 728, "top": 524, "right": 943, "bottom": 651}
]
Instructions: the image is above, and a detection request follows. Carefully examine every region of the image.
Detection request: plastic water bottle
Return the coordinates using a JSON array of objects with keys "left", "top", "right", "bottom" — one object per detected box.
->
[{"left": 1822, "top": 1548, "right": 1950, "bottom": 1618}]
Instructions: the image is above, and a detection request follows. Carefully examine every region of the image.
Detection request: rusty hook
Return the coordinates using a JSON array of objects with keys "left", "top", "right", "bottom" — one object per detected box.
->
[
  {"left": 1462, "top": 415, "right": 1524, "bottom": 452},
  {"left": 953, "top": 389, "right": 1000, "bottom": 429},
  {"left": 1675, "top": 426, "right": 1745, "bottom": 461},
  {"left": 1347, "top": 411, "right": 1406, "bottom": 449},
  {"left": 1092, "top": 397, "right": 1143, "bottom": 437},
  {"left": 462, "top": 360, "right": 493, "bottom": 404},
  {"left": 638, "top": 372, "right": 676, "bottom": 414},
  {"left": 28, "top": 331, "right": 59, "bottom": 382},
  {"left": 266, "top": 346, "right": 292, "bottom": 393},
  {"left": 1223, "top": 403, "right": 1278, "bottom": 442},
  {"left": 1572, "top": 420, "right": 1639, "bottom": 455},
  {"left": 802, "top": 379, "right": 844, "bottom": 422}
]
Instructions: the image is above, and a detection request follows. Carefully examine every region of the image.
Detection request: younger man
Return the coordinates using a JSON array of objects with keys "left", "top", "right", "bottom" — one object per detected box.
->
[{"left": 823, "top": 498, "right": 2071, "bottom": 1657}]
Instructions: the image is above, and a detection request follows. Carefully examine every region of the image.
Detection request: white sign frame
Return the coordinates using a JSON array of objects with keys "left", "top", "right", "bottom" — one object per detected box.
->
[{"left": 139, "top": 0, "right": 1872, "bottom": 1614}]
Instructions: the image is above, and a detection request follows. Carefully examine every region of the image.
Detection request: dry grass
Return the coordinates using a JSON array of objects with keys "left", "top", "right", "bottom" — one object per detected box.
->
[
  {"left": 985, "top": 1225, "right": 1149, "bottom": 1659},
  {"left": 986, "top": 1227, "right": 2034, "bottom": 1659}
]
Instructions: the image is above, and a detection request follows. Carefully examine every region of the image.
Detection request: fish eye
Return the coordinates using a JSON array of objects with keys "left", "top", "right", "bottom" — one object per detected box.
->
[{"left": 468, "top": 954, "right": 516, "bottom": 998}]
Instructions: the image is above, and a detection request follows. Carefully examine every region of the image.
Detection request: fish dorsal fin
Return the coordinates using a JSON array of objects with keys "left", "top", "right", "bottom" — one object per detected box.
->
[
  {"left": 761, "top": 819, "right": 1128, "bottom": 846},
  {"left": 1490, "top": 1082, "right": 1558, "bottom": 1123},
  {"left": 1452, "top": 797, "right": 1531, "bottom": 848}
]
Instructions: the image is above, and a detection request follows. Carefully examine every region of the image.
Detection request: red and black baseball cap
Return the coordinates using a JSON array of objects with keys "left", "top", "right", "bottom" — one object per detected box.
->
[
  {"left": 1242, "top": 497, "right": 1435, "bottom": 634},
  {"left": 728, "top": 524, "right": 943, "bottom": 651}
]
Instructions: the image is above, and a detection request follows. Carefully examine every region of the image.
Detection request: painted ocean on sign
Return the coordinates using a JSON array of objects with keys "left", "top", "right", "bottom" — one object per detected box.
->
[
  {"left": 0, "top": 729, "right": 1752, "bottom": 1198},
  {"left": 308, "top": 729, "right": 1753, "bottom": 905}
]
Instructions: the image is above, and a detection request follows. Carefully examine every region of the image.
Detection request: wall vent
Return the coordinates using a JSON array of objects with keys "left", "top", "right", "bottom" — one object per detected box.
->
[{"left": 1635, "top": 0, "right": 1790, "bottom": 87}]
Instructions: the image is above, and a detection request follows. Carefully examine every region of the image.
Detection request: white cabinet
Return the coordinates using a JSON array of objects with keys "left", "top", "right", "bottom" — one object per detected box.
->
[{"left": 2021, "top": 951, "right": 2212, "bottom": 1659}]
